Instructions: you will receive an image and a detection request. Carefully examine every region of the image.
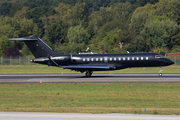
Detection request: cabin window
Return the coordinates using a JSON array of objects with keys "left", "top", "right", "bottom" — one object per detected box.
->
[
  {"left": 100, "top": 58, "right": 103, "bottom": 61},
  {"left": 146, "top": 57, "right": 148, "bottom": 60},
  {"left": 114, "top": 58, "right": 117, "bottom": 61},
  {"left": 123, "top": 57, "right": 125, "bottom": 60},
  {"left": 155, "top": 55, "right": 163, "bottom": 58},
  {"left": 127, "top": 57, "right": 130, "bottom": 60},
  {"left": 91, "top": 58, "right": 94, "bottom": 61},
  {"left": 96, "top": 58, "right": 98, "bottom": 61},
  {"left": 87, "top": 58, "right": 89, "bottom": 61},
  {"left": 118, "top": 57, "right": 121, "bottom": 60},
  {"left": 132, "top": 57, "right": 134, "bottom": 60},
  {"left": 110, "top": 58, "right": 112, "bottom": 61},
  {"left": 83, "top": 58, "right": 85, "bottom": 61},
  {"left": 136, "top": 57, "right": 139, "bottom": 60},
  {"left": 141, "top": 57, "right": 143, "bottom": 60}
]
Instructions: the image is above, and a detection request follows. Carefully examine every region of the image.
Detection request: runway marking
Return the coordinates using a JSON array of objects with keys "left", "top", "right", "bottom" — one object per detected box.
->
[{"left": 0, "top": 113, "right": 180, "bottom": 120}]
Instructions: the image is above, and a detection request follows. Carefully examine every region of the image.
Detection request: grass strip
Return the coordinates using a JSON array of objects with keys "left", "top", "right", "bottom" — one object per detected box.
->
[
  {"left": 0, "top": 83, "right": 180, "bottom": 115},
  {"left": 0, "top": 65, "right": 180, "bottom": 74}
]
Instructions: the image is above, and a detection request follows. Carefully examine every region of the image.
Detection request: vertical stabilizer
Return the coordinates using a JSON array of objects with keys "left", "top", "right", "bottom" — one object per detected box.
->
[{"left": 8, "top": 35, "right": 58, "bottom": 58}]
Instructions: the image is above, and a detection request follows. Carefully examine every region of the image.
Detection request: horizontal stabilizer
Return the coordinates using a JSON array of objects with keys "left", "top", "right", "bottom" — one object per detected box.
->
[
  {"left": 62, "top": 66, "right": 110, "bottom": 69},
  {"left": 8, "top": 35, "right": 38, "bottom": 41}
]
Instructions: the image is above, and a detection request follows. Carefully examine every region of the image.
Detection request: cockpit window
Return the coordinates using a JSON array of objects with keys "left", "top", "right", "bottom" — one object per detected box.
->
[{"left": 155, "top": 55, "right": 163, "bottom": 58}]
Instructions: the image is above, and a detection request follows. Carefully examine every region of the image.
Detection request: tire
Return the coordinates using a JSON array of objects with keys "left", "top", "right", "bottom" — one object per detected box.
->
[
  {"left": 159, "top": 73, "right": 162, "bottom": 77},
  {"left": 85, "top": 71, "right": 92, "bottom": 77}
]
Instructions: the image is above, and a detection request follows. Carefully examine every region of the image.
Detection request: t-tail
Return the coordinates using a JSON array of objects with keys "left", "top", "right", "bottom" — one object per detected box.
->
[{"left": 8, "top": 35, "right": 59, "bottom": 58}]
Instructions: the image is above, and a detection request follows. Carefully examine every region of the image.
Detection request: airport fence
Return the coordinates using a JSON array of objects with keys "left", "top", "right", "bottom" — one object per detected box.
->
[
  {"left": 167, "top": 56, "right": 180, "bottom": 65},
  {"left": 0, "top": 56, "right": 36, "bottom": 65},
  {"left": 0, "top": 56, "right": 180, "bottom": 65}
]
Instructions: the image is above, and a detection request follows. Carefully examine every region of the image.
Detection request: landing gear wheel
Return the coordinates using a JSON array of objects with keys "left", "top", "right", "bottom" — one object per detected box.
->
[
  {"left": 85, "top": 71, "right": 93, "bottom": 77},
  {"left": 159, "top": 73, "right": 162, "bottom": 77}
]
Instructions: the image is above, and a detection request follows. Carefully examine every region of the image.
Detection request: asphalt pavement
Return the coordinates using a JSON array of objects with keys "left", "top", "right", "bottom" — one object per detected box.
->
[{"left": 0, "top": 73, "right": 180, "bottom": 83}]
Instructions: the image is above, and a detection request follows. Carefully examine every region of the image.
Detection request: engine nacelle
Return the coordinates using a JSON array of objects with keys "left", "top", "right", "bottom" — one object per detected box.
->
[{"left": 31, "top": 54, "right": 72, "bottom": 66}]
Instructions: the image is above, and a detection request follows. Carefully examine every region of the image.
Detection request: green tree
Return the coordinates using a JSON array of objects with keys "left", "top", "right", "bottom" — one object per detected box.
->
[
  {"left": 0, "top": 1, "right": 12, "bottom": 16},
  {"left": 175, "top": 0, "right": 180, "bottom": 24},
  {"left": 170, "top": 25, "right": 180, "bottom": 46},
  {"left": 140, "top": 18, "right": 178, "bottom": 50},
  {"left": 129, "top": 0, "right": 180, "bottom": 52},
  {"left": 88, "top": 6, "right": 114, "bottom": 34},
  {"left": 87, "top": 25, "right": 95, "bottom": 40},
  {"left": 154, "top": 0, "right": 179, "bottom": 21},
  {"left": 0, "top": 16, "right": 42, "bottom": 55},
  {"left": 113, "top": 1, "right": 131, "bottom": 22},
  {"left": 101, "top": 29, "right": 122, "bottom": 53},
  {"left": 25, "top": 6, "right": 56, "bottom": 34},
  {"left": 19, "top": 18, "right": 42, "bottom": 37},
  {"left": 130, "top": 3, "right": 154, "bottom": 35},
  {"left": 41, "top": 3, "right": 70, "bottom": 29},
  {"left": 88, "top": 11, "right": 103, "bottom": 33},
  {"left": 54, "top": 3, "right": 71, "bottom": 16},
  {"left": 135, "top": 0, "right": 159, "bottom": 6},
  {"left": 130, "top": 0, "right": 180, "bottom": 35},
  {"left": 0, "top": 16, "right": 20, "bottom": 38},
  {"left": 9, "top": 2, "right": 23, "bottom": 17},
  {"left": 0, "top": 24, "right": 19, "bottom": 38},
  {"left": 67, "top": 25, "right": 89, "bottom": 44},
  {"left": 98, "top": 41, "right": 109, "bottom": 53},
  {"left": 22, "top": 0, "right": 53, "bottom": 9},
  {"left": 0, "top": 36, "right": 14, "bottom": 56},
  {"left": 14, "top": 7, "right": 29, "bottom": 21},
  {"left": 46, "top": 23, "right": 63, "bottom": 49},
  {"left": 67, "top": 3, "right": 87, "bottom": 26},
  {"left": 171, "top": 45, "right": 180, "bottom": 53},
  {"left": 68, "top": 42, "right": 86, "bottom": 53}
]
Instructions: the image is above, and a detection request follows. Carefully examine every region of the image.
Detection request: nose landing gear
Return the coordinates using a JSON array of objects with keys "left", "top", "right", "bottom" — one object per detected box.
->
[
  {"left": 159, "top": 67, "right": 163, "bottom": 77},
  {"left": 85, "top": 70, "right": 93, "bottom": 77}
]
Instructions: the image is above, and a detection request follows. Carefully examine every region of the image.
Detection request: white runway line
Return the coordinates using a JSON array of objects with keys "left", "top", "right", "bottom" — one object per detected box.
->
[{"left": 0, "top": 113, "right": 180, "bottom": 120}]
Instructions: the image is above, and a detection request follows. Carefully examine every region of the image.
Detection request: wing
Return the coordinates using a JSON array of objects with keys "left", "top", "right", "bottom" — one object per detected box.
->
[
  {"left": 61, "top": 64, "right": 127, "bottom": 72},
  {"left": 61, "top": 64, "right": 128, "bottom": 71},
  {"left": 62, "top": 65, "right": 111, "bottom": 69}
]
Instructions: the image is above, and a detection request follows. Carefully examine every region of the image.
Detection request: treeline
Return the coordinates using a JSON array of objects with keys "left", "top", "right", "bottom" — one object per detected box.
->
[{"left": 0, "top": 0, "right": 180, "bottom": 57}]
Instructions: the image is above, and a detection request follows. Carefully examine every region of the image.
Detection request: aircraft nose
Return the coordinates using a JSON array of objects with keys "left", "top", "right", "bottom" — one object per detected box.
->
[{"left": 166, "top": 59, "right": 174, "bottom": 65}]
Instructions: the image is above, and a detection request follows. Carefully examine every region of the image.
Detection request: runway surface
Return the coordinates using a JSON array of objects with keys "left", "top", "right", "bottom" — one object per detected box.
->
[
  {"left": 0, "top": 73, "right": 180, "bottom": 83},
  {"left": 0, "top": 112, "right": 180, "bottom": 120}
]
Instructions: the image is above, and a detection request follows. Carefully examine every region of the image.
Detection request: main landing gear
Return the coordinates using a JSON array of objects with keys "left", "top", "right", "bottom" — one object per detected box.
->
[
  {"left": 159, "top": 67, "right": 163, "bottom": 77},
  {"left": 85, "top": 70, "right": 93, "bottom": 77}
]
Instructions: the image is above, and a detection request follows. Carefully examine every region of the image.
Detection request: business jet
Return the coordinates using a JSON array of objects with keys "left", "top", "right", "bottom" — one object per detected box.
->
[{"left": 8, "top": 35, "right": 174, "bottom": 77}]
